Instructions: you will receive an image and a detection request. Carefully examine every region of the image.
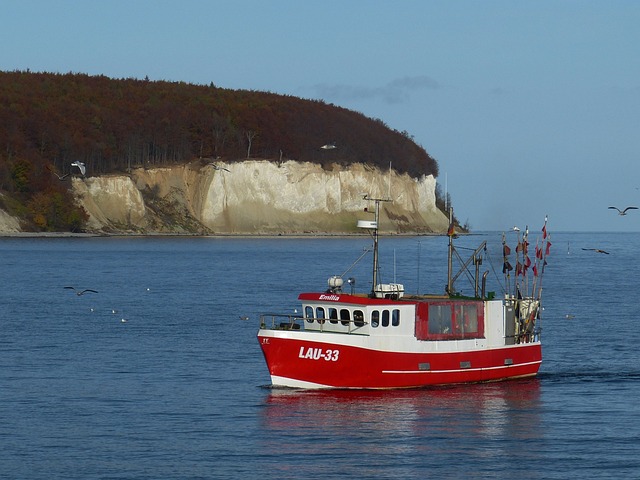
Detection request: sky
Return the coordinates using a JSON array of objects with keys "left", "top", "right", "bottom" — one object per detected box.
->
[{"left": 2, "top": 0, "right": 640, "bottom": 232}]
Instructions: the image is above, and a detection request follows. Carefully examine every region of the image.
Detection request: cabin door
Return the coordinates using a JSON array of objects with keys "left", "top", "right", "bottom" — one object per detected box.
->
[
  {"left": 415, "top": 303, "right": 429, "bottom": 341},
  {"left": 505, "top": 301, "right": 516, "bottom": 345}
]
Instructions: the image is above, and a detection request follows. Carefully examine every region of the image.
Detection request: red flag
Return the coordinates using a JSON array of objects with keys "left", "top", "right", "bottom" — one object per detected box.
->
[
  {"left": 516, "top": 262, "right": 523, "bottom": 276},
  {"left": 447, "top": 219, "right": 455, "bottom": 236},
  {"left": 545, "top": 241, "right": 552, "bottom": 256},
  {"left": 523, "top": 241, "right": 529, "bottom": 255},
  {"left": 503, "top": 244, "right": 511, "bottom": 256},
  {"left": 524, "top": 256, "right": 531, "bottom": 270},
  {"left": 503, "top": 261, "right": 513, "bottom": 273},
  {"left": 542, "top": 224, "right": 547, "bottom": 239},
  {"left": 535, "top": 245, "right": 543, "bottom": 259},
  {"left": 516, "top": 242, "right": 522, "bottom": 252},
  {"left": 533, "top": 264, "right": 538, "bottom": 277}
]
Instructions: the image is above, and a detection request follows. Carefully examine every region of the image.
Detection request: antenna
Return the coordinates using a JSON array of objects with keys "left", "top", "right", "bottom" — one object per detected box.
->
[
  {"left": 444, "top": 172, "right": 448, "bottom": 211},
  {"left": 393, "top": 248, "right": 396, "bottom": 284},
  {"left": 417, "top": 241, "right": 421, "bottom": 295}
]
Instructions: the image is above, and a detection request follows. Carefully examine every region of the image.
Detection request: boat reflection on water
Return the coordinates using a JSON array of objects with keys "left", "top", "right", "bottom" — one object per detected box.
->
[{"left": 260, "top": 379, "right": 542, "bottom": 472}]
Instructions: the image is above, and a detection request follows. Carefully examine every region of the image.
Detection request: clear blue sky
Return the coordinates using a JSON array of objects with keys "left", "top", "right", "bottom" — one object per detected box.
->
[{"left": 3, "top": 0, "right": 640, "bottom": 232}]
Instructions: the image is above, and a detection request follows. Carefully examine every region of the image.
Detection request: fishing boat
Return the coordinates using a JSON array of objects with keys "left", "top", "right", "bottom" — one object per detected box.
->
[{"left": 257, "top": 195, "right": 550, "bottom": 389}]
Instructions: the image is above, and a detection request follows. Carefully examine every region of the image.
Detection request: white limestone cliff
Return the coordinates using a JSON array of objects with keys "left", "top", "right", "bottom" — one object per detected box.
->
[
  {"left": 78, "top": 160, "right": 449, "bottom": 234},
  {"left": 0, "top": 160, "right": 449, "bottom": 234},
  {"left": 0, "top": 195, "right": 21, "bottom": 233}
]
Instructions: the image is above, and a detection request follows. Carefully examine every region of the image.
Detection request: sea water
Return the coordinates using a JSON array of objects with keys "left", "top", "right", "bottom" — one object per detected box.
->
[{"left": 0, "top": 232, "right": 639, "bottom": 479}]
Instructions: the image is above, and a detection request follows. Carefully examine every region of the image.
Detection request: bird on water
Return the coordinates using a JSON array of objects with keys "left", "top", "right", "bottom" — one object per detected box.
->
[{"left": 64, "top": 286, "right": 98, "bottom": 295}]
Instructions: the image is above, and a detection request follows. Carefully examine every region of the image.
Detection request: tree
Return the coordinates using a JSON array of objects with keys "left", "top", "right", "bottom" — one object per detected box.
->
[{"left": 245, "top": 130, "right": 257, "bottom": 158}]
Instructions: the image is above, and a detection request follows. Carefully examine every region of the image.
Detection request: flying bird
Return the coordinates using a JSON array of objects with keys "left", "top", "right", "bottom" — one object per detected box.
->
[
  {"left": 47, "top": 166, "right": 70, "bottom": 180},
  {"left": 207, "top": 163, "right": 230, "bottom": 172},
  {"left": 608, "top": 206, "right": 638, "bottom": 215},
  {"left": 582, "top": 248, "right": 609, "bottom": 255},
  {"left": 71, "top": 161, "right": 86, "bottom": 176},
  {"left": 320, "top": 143, "right": 337, "bottom": 150},
  {"left": 64, "top": 286, "right": 98, "bottom": 295}
]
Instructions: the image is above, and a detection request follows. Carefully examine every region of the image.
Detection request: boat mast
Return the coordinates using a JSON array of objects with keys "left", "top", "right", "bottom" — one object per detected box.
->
[
  {"left": 371, "top": 197, "right": 382, "bottom": 296},
  {"left": 447, "top": 207, "right": 453, "bottom": 295},
  {"left": 362, "top": 195, "right": 390, "bottom": 297}
]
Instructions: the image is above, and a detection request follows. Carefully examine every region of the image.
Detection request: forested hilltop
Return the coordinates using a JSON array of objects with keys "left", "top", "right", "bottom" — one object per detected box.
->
[{"left": 0, "top": 70, "right": 440, "bottom": 231}]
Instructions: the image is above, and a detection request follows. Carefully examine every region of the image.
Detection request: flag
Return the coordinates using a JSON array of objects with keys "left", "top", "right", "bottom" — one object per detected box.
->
[
  {"left": 516, "top": 262, "right": 523, "bottom": 276},
  {"left": 542, "top": 224, "right": 547, "bottom": 239},
  {"left": 533, "top": 264, "right": 538, "bottom": 277},
  {"left": 535, "top": 245, "right": 543, "bottom": 259},
  {"left": 447, "top": 219, "right": 455, "bottom": 236},
  {"left": 516, "top": 242, "right": 522, "bottom": 252},
  {"left": 545, "top": 241, "right": 552, "bottom": 256},
  {"left": 525, "top": 256, "right": 531, "bottom": 268},
  {"left": 503, "top": 261, "right": 513, "bottom": 273},
  {"left": 503, "top": 244, "right": 511, "bottom": 256}
]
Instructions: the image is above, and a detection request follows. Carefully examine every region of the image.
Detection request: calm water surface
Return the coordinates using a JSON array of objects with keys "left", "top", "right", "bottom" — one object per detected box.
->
[{"left": 1, "top": 232, "right": 639, "bottom": 479}]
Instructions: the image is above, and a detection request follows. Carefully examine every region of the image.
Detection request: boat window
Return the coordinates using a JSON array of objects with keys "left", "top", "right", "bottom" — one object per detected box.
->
[
  {"left": 392, "top": 309, "right": 400, "bottom": 327},
  {"left": 328, "top": 307, "right": 338, "bottom": 324},
  {"left": 316, "top": 307, "right": 325, "bottom": 324},
  {"left": 340, "top": 309, "right": 350, "bottom": 326},
  {"left": 382, "top": 310, "right": 390, "bottom": 327},
  {"left": 428, "top": 304, "right": 452, "bottom": 334},
  {"left": 354, "top": 310, "right": 365, "bottom": 327},
  {"left": 371, "top": 310, "right": 379, "bottom": 328},
  {"left": 454, "top": 304, "right": 478, "bottom": 334},
  {"left": 305, "top": 305, "right": 314, "bottom": 323},
  {"left": 415, "top": 301, "right": 484, "bottom": 341}
]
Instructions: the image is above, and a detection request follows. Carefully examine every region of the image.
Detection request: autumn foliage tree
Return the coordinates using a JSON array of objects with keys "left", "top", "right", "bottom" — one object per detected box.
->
[{"left": 0, "top": 70, "right": 439, "bottom": 231}]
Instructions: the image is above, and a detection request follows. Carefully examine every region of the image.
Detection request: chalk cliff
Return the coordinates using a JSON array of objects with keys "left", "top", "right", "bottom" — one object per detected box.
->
[
  {"left": 0, "top": 198, "right": 21, "bottom": 233},
  {"left": 0, "top": 160, "right": 449, "bottom": 234}
]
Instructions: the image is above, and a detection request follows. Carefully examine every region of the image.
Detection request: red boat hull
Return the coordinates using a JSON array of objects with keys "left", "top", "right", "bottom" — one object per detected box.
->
[{"left": 258, "top": 334, "right": 542, "bottom": 389}]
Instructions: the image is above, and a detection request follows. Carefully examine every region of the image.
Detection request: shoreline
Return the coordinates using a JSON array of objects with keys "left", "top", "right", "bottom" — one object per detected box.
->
[{"left": 0, "top": 230, "right": 450, "bottom": 239}]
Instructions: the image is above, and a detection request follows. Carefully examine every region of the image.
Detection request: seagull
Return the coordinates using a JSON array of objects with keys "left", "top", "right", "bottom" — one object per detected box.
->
[
  {"left": 582, "top": 248, "right": 610, "bottom": 255},
  {"left": 565, "top": 314, "right": 575, "bottom": 319},
  {"left": 207, "top": 163, "right": 230, "bottom": 172},
  {"left": 46, "top": 165, "right": 70, "bottom": 180},
  {"left": 608, "top": 206, "right": 638, "bottom": 215},
  {"left": 512, "top": 226, "right": 520, "bottom": 232},
  {"left": 320, "top": 143, "right": 336, "bottom": 150},
  {"left": 64, "top": 286, "right": 98, "bottom": 295},
  {"left": 239, "top": 315, "right": 249, "bottom": 321},
  {"left": 71, "top": 161, "right": 86, "bottom": 176}
]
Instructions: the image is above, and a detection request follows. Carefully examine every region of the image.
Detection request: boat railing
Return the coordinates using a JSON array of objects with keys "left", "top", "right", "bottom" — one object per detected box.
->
[
  {"left": 259, "top": 313, "right": 368, "bottom": 334},
  {"left": 260, "top": 313, "right": 304, "bottom": 331}
]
